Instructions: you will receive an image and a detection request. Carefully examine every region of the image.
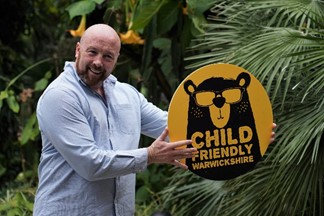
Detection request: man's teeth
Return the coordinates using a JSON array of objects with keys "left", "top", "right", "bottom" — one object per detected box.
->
[{"left": 90, "top": 68, "right": 101, "bottom": 74}]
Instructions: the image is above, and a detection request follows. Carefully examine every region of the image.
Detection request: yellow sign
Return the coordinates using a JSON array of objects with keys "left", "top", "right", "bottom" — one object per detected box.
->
[{"left": 168, "top": 63, "right": 273, "bottom": 180}]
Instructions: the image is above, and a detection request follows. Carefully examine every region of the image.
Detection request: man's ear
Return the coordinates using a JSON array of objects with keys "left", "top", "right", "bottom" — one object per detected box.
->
[{"left": 75, "top": 42, "right": 81, "bottom": 58}]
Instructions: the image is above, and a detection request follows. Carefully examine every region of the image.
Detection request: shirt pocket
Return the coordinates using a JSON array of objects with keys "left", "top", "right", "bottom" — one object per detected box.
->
[{"left": 114, "top": 104, "right": 138, "bottom": 135}]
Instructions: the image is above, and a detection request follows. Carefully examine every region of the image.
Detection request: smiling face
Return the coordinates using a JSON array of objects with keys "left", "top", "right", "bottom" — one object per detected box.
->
[{"left": 75, "top": 24, "right": 121, "bottom": 90}]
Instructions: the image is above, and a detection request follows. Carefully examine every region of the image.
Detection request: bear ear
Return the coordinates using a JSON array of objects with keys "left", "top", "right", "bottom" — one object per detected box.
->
[
  {"left": 184, "top": 79, "right": 196, "bottom": 95},
  {"left": 237, "top": 72, "right": 251, "bottom": 88}
]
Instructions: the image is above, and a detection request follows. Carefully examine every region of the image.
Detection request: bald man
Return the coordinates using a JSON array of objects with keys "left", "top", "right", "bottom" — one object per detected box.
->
[{"left": 33, "top": 24, "right": 197, "bottom": 215}]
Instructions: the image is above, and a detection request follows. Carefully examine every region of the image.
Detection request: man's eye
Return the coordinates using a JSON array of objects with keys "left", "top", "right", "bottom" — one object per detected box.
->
[
  {"left": 87, "top": 50, "right": 97, "bottom": 55},
  {"left": 104, "top": 55, "right": 113, "bottom": 60}
]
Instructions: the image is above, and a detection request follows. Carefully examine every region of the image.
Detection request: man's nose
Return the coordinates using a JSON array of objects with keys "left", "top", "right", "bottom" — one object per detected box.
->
[{"left": 93, "top": 56, "right": 104, "bottom": 67}]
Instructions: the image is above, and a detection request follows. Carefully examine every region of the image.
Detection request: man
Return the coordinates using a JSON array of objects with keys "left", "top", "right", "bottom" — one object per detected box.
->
[
  {"left": 33, "top": 24, "right": 198, "bottom": 215},
  {"left": 33, "top": 24, "right": 275, "bottom": 215}
]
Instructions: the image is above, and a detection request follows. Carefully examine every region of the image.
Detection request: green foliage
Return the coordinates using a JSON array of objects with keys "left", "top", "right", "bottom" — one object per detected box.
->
[
  {"left": 0, "top": 58, "right": 52, "bottom": 112},
  {"left": 0, "top": 183, "right": 35, "bottom": 216},
  {"left": 94, "top": 0, "right": 214, "bottom": 103},
  {"left": 130, "top": 0, "right": 169, "bottom": 30},
  {"left": 0, "top": 0, "right": 75, "bottom": 211},
  {"left": 158, "top": 0, "right": 324, "bottom": 215},
  {"left": 136, "top": 164, "right": 171, "bottom": 202},
  {"left": 156, "top": 0, "right": 179, "bottom": 35},
  {"left": 1, "top": 0, "right": 213, "bottom": 215},
  {"left": 66, "top": 0, "right": 105, "bottom": 19}
]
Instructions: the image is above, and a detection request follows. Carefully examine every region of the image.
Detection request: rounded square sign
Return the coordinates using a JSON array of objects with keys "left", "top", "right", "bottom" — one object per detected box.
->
[{"left": 168, "top": 63, "right": 273, "bottom": 180}]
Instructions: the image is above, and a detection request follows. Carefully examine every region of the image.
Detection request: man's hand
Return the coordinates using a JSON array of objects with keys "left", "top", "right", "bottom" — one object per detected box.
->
[
  {"left": 147, "top": 128, "right": 198, "bottom": 169},
  {"left": 148, "top": 123, "right": 276, "bottom": 169}
]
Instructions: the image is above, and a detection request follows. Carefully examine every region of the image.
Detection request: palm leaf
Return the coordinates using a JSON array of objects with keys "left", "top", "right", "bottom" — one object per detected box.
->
[{"left": 161, "top": 0, "right": 324, "bottom": 215}]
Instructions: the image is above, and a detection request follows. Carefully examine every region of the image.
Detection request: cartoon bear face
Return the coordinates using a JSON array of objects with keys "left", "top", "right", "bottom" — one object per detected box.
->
[
  {"left": 183, "top": 72, "right": 260, "bottom": 180},
  {"left": 184, "top": 72, "right": 251, "bottom": 128}
]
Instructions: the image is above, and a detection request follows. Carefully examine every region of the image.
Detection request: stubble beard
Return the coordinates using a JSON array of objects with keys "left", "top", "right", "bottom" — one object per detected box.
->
[{"left": 75, "top": 58, "right": 98, "bottom": 88}]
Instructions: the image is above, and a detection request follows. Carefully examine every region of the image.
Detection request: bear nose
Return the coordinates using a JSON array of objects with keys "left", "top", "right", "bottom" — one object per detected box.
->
[{"left": 213, "top": 96, "right": 225, "bottom": 108}]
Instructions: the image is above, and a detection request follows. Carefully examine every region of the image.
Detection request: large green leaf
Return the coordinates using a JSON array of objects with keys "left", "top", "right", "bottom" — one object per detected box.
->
[
  {"left": 19, "top": 113, "right": 39, "bottom": 145},
  {"left": 130, "top": 0, "right": 168, "bottom": 30},
  {"left": 187, "top": 0, "right": 215, "bottom": 15},
  {"left": 6, "top": 91, "right": 19, "bottom": 113},
  {"left": 186, "top": 0, "right": 215, "bottom": 33},
  {"left": 0, "top": 90, "right": 8, "bottom": 110},
  {"left": 66, "top": 0, "right": 98, "bottom": 19},
  {"left": 156, "top": 0, "right": 179, "bottom": 35},
  {"left": 34, "top": 71, "right": 52, "bottom": 91}
]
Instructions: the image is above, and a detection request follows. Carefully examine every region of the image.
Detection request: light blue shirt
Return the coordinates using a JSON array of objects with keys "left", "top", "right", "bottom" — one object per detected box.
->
[{"left": 33, "top": 62, "right": 168, "bottom": 216}]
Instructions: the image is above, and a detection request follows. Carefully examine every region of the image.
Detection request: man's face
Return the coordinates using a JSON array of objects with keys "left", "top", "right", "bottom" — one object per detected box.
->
[{"left": 75, "top": 34, "right": 120, "bottom": 89}]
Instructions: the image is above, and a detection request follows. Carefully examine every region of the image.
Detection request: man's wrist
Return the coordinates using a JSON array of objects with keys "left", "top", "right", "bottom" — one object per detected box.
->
[{"left": 147, "top": 146, "right": 154, "bottom": 165}]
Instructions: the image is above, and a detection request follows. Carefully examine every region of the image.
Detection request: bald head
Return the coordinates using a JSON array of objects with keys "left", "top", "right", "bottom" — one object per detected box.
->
[{"left": 80, "top": 24, "right": 121, "bottom": 52}]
